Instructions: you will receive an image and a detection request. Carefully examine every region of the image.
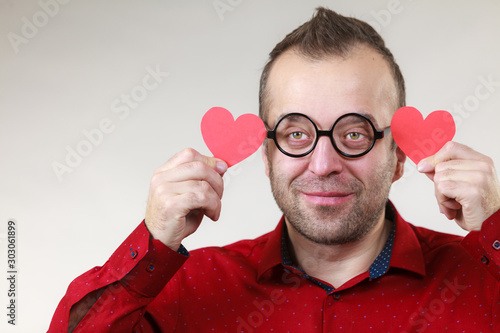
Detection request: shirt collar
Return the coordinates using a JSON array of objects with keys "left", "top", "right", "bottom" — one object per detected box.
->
[
  {"left": 369, "top": 209, "right": 396, "bottom": 279},
  {"left": 388, "top": 201, "right": 426, "bottom": 276},
  {"left": 257, "top": 200, "right": 426, "bottom": 281}
]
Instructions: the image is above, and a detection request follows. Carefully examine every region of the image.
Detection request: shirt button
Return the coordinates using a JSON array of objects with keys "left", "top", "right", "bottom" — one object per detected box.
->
[
  {"left": 130, "top": 248, "right": 138, "bottom": 259},
  {"left": 481, "top": 255, "right": 489, "bottom": 264},
  {"left": 147, "top": 264, "right": 155, "bottom": 272},
  {"left": 333, "top": 293, "right": 341, "bottom": 300},
  {"left": 493, "top": 240, "right": 500, "bottom": 250}
]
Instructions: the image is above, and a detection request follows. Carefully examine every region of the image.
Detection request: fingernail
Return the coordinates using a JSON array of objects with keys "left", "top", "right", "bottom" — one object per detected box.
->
[
  {"left": 417, "top": 160, "right": 427, "bottom": 172},
  {"left": 216, "top": 161, "right": 228, "bottom": 174}
]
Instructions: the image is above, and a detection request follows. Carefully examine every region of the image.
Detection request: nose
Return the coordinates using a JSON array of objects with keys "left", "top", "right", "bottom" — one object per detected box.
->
[{"left": 308, "top": 136, "right": 344, "bottom": 176}]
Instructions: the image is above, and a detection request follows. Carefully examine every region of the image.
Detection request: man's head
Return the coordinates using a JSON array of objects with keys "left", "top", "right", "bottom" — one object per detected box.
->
[
  {"left": 260, "top": 7, "right": 406, "bottom": 246},
  {"left": 259, "top": 7, "right": 405, "bottom": 123}
]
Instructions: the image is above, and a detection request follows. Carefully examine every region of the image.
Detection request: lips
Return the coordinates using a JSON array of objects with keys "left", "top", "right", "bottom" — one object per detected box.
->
[{"left": 301, "top": 191, "right": 354, "bottom": 206}]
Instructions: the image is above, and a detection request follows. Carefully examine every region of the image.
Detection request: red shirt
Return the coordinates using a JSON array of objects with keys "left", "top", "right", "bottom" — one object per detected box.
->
[{"left": 50, "top": 202, "right": 500, "bottom": 332}]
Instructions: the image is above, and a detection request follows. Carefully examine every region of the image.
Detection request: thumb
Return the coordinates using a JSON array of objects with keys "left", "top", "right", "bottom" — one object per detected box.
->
[
  {"left": 204, "top": 156, "right": 228, "bottom": 175},
  {"left": 417, "top": 157, "right": 436, "bottom": 180}
]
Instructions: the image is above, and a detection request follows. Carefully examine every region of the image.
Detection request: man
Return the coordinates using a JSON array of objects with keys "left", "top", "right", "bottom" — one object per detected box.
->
[{"left": 50, "top": 7, "right": 500, "bottom": 332}]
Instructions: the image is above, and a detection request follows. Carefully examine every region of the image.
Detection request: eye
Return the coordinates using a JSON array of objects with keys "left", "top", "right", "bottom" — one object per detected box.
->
[
  {"left": 347, "top": 132, "right": 363, "bottom": 140},
  {"left": 290, "top": 132, "right": 306, "bottom": 140}
]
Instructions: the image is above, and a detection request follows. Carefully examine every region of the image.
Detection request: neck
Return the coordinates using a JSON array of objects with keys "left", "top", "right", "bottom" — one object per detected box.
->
[{"left": 285, "top": 213, "right": 392, "bottom": 288}]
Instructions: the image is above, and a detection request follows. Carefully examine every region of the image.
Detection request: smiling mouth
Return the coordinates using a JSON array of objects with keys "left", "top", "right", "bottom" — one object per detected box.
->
[{"left": 301, "top": 192, "right": 354, "bottom": 206}]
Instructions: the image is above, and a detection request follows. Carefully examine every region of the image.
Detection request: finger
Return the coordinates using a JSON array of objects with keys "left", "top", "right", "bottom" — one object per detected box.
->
[
  {"left": 417, "top": 141, "right": 488, "bottom": 173},
  {"left": 433, "top": 174, "right": 482, "bottom": 218},
  {"left": 441, "top": 198, "right": 462, "bottom": 210},
  {"left": 160, "top": 181, "right": 222, "bottom": 222},
  {"left": 434, "top": 167, "right": 491, "bottom": 197},
  {"left": 434, "top": 158, "right": 492, "bottom": 175},
  {"left": 421, "top": 160, "right": 481, "bottom": 182},
  {"left": 433, "top": 171, "right": 469, "bottom": 203},
  {"left": 440, "top": 205, "right": 458, "bottom": 220},
  {"left": 422, "top": 170, "right": 435, "bottom": 181},
  {"left": 170, "top": 179, "right": 224, "bottom": 202},
  {"left": 176, "top": 188, "right": 223, "bottom": 222},
  {"left": 145, "top": 177, "right": 223, "bottom": 248},
  {"left": 156, "top": 148, "right": 228, "bottom": 175},
  {"left": 434, "top": 182, "right": 461, "bottom": 220},
  {"left": 159, "top": 161, "right": 225, "bottom": 199}
]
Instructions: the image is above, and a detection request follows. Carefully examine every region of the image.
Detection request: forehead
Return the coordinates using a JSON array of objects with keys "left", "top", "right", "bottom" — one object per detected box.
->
[{"left": 265, "top": 45, "right": 397, "bottom": 128}]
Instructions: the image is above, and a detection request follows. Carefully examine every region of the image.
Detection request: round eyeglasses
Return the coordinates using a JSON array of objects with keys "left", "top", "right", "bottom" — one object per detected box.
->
[{"left": 266, "top": 113, "right": 391, "bottom": 158}]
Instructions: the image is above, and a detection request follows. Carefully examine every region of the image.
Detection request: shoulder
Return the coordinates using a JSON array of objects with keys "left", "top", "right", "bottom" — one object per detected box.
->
[
  {"left": 187, "top": 230, "right": 273, "bottom": 266},
  {"left": 406, "top": 223, "right": 474, "bottom": 268},
  {"left": 391, "top": 202, "right": 464, "bottom": 252},
  {"left": 408, "top": 223, "right": 464, "bottom": 251}
]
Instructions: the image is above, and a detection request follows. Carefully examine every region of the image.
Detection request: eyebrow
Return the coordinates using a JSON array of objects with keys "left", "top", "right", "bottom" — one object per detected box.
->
[
  {"left": 268, "top": 111, "right": 384, "bottom": 129},
  {"left": 264, "top": 112, "right": 291, "bottom": 129},
  {"left": 355, "top": 112, "right": 381, "bottom": 128}
]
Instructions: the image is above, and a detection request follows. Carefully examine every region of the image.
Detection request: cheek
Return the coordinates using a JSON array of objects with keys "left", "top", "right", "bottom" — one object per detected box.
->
[
  {"left": 262, "top": 145, "right": 270, "bottom": 178},
  {"left": 345, "top": 153, "right": 394, "bottom": 186},
  {"left": 343, "top": 160, "right": 370, "bottom": 182},
  {"left": 269, "top": 152, "right": 308, "bottom": 183}
]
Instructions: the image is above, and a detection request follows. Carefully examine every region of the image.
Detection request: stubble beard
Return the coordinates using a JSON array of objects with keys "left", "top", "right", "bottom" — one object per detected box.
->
[{"left": 269, "top": 158, "right": 396, "bottom": 246}]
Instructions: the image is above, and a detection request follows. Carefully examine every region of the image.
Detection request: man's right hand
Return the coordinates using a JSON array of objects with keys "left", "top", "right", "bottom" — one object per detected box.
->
[{"left": 145, "top": 148, "right": 228, "bottom": 251}]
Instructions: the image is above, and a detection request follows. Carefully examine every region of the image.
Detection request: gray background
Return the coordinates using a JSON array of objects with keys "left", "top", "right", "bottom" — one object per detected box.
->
[{"left": 1, "top": 0, "right": 499, "bottom": 331}]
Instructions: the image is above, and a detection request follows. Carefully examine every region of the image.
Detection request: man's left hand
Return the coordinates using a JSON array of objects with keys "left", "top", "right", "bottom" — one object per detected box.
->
[{"left": 417, "top": 141, "right": 500, "bottom": 231}]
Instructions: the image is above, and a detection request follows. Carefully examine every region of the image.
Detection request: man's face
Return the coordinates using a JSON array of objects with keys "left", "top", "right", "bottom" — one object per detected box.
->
[{"left": 263, "top": 45, "right": 405, "bottom": 245}]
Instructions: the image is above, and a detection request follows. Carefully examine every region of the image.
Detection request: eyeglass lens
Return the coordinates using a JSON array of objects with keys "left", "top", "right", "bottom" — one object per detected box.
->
[{"left": 274, "top": 114, "right": 376, "bottom": 157}]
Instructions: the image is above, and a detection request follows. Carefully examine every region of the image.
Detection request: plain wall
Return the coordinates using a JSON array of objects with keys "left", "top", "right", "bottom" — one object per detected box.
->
[{"left": 1, "top": 0, "right": 499, "bottom": 331}]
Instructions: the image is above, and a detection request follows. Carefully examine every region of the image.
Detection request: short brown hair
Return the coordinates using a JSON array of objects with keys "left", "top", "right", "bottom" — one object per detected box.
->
[{"left": 259, "top": 7, "right": 405, "bottom": 122}]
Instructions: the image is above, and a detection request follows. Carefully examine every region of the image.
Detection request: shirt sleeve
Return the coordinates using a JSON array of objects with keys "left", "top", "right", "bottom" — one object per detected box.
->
[
  {"left": 48, "top": 221, "right": 188, "bottom": 332},
  {"left": 462, "top": 209, "right": 500, "bottom": 280}
]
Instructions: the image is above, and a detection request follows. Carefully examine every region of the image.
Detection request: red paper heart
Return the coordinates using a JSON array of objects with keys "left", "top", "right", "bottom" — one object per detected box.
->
[
  {"left": 201, "top": 107, "right": 266, "bottom": 167},
  {"left": 391, "top": 106, "right": 456, "bottom": 164}
]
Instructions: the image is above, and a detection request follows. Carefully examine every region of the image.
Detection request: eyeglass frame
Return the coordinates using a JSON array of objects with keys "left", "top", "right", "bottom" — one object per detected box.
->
[{"left": 266, "top": 112, "right": 392, "bottom": 158}]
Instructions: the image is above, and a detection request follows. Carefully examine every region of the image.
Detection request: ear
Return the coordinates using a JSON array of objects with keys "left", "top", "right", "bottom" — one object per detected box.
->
[
  {"left": 392, "top": 146, "right": 406, "bottom": 183},
  {"left": 261, "top": 144, "right": 270, "bottom": 178}
]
